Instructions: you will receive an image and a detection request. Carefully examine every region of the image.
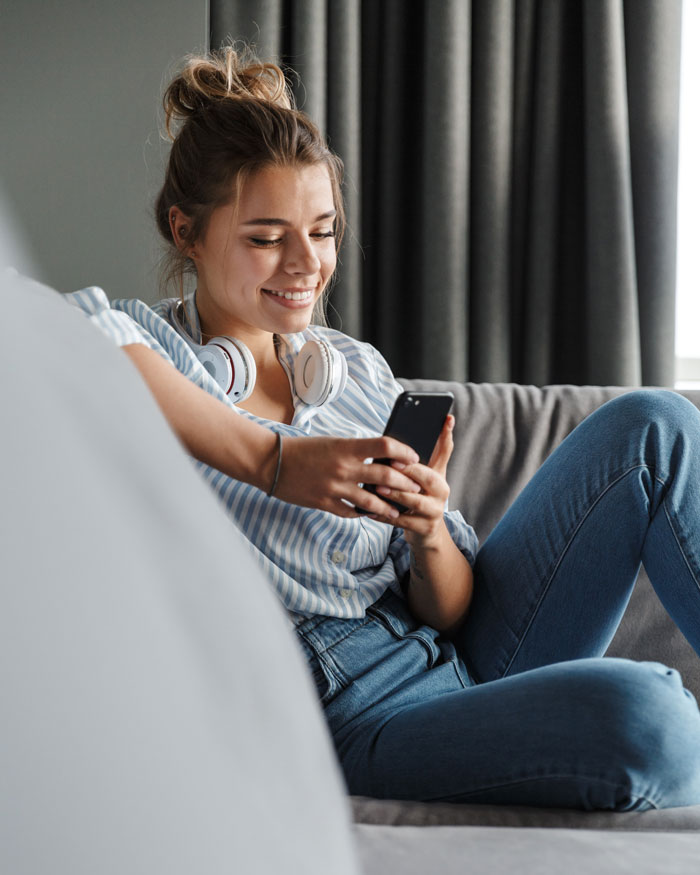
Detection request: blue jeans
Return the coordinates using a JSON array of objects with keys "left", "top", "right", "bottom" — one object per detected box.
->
[{"left": 295, "top": 391, "right": 700, "bottom": 810}]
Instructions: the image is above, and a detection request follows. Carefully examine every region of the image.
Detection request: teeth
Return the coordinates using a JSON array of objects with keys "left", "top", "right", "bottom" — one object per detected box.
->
[{"left": 265, "top": 289, "right": 313, "bottom": 301}]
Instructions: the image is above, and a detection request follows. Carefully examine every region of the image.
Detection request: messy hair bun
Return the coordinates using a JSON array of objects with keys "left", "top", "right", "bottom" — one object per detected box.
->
[
  {"left": 162, "top": 47, "right": 293, "bottom": 140},
  {"left": 155, "top": 46, "right": 345, "bottom": 313}
]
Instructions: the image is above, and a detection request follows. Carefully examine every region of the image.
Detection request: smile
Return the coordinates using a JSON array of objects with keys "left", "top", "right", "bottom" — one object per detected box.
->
[{"left": 263, "top": 288, "right": 314, "bottom": 302}]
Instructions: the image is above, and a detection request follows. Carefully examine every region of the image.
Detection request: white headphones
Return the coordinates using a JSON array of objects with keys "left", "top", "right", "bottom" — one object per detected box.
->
[{"left": 171, "top": 302, "right": 347, "bottom": 407}]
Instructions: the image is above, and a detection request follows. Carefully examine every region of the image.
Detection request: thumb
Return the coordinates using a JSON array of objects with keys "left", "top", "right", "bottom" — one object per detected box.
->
[{"left": 428, "top": 414, "right": 454, "bottom": 474}]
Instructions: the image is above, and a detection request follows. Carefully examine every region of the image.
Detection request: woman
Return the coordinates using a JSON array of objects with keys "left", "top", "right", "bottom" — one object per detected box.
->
[{"left": 70, "top": 47, "right": 700, "bottom": 810}]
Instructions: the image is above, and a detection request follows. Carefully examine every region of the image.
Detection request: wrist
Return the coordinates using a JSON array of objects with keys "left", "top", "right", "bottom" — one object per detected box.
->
[
  {"left": 266, "top": 432, "right": 284, "bottom": 496},
  {"left": 226, "top": 420, "right": 279, "bottom": 492},
  {"left": 405, "top": 517, "right": 449, "bottom": 552}
]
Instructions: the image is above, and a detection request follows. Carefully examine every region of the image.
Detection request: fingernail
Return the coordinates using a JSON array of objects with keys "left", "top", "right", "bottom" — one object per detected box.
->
[
  {"left": 392, "top": 462, "right": 407, "bottom": 470},
  {"left": 388, "top": 508, "right": 400, "bottom": 518},
  {"left": 377, "top": 486, "right": 390, "bottom": 496}
]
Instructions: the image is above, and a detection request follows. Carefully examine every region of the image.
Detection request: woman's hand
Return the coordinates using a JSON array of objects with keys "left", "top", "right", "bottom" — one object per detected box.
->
[
  {"left": 367, "top": 414, "right": 455, "bottom": 543},
  {"left": 359, "top": 415, "right": 473, "bottom": 633},
  {"left": 273, "top": 433, "right": 424, "bottom": 518}
]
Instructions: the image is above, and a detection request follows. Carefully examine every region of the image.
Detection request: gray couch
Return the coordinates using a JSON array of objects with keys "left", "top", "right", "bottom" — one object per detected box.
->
[{"left": 4, "top": 271, "right": 700, "bottom": 874}]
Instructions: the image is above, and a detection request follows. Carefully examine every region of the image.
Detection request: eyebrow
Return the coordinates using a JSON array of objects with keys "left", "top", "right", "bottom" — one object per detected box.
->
[{"left": 242, "top": 210, "right": 337, "bottom": 226}]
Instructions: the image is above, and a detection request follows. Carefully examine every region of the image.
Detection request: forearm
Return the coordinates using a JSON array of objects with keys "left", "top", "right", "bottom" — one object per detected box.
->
[
  {"left": 405, "top": 520, "right": 474, "bottom": 634},
  {"left": 123, "top": 344, "right": 278, "bottom": 491},
  {"left": 122, "top": 344, "right": 427, "bottom": 517}
]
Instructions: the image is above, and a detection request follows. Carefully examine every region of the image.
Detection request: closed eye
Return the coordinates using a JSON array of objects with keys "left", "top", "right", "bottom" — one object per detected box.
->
[
  {"left": 249, "top": 237, "right": 283, "bottom": 247},
  {"left": 249, "top": 231, "right": 334, "bottom": 247}
]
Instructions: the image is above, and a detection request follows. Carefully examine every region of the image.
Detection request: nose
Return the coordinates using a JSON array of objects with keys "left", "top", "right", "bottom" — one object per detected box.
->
[{"left": 284, "top": 234, "right": 321, "bottom": 275}]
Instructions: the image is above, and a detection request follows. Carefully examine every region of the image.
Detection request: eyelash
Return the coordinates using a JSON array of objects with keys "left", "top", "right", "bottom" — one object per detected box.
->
[{"left": 249, "top": 231, "right": 335, "bottom": 248}]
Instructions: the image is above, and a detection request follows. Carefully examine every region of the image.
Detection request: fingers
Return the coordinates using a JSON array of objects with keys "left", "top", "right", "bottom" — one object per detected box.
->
[
  {"left": 361, "top": 460, "right": 423, "bottom": 495},
  {"left": 427, "top": 415, "right": 455, "bottom": 473},
  {"left": 340, "top": 487, "right": 403, "bottom": 520},
  {"left": 364, "top": 435, "right": 420, "bottom": 466},
  {"left": 373, "top": 462, "right": 449, "bottom": 515},
  {"left": 394, "top": 462, "right": 449, "bottom": 498}
]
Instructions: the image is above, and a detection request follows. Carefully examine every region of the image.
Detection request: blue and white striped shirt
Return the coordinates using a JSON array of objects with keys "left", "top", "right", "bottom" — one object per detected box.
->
[{"left": 66, "top": 287, "right": 478, "bottom": 620}]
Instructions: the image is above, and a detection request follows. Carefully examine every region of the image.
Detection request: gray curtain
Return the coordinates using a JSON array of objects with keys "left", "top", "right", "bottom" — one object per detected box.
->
[{"left": 210, "top": 0, "right": 682, "bottom": 386}]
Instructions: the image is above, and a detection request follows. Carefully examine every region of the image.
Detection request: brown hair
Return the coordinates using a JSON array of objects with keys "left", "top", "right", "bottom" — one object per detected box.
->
[{"left": 155, "top": 46, "right": 345, "bottom": 321}]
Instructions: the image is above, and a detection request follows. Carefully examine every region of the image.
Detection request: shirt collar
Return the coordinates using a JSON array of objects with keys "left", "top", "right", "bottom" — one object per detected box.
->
[{"left": 182, "top": 288, "right": 203, "bottom": 343}]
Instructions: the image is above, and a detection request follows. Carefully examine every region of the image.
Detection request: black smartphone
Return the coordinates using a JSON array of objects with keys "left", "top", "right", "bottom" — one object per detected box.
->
[{"left": 358, "top": 391, "right": 454, "bottom": 513}]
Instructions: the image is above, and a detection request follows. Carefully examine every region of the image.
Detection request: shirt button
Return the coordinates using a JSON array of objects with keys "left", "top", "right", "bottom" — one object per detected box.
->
[
  {"left": 339, "top": 588, "right": 352, "bottom": 599},
  {"left": 331, "top": 550, "right": 346, "bottom": 565}
]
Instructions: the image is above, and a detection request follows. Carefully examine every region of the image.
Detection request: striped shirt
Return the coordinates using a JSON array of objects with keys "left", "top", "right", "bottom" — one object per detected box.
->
[{"left": 66, "top": 286, "right": 478, "bottom": 620}]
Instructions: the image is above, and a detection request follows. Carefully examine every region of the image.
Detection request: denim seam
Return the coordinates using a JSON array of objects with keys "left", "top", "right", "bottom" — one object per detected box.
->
[
  {"left": 424, "top": 773, "right": 660, "bottom": 810},
  {"left": 317, "top": 650, "right": 345, "bottom": 698},
  {"left": 449, "top": 656, "right": 469, "bottom": 690},
  {"left": 503, "top": 463, "right": 654, "bottom": 677},
  {"left": 662, "top": 501, "right": 700, "bottom": 596}
]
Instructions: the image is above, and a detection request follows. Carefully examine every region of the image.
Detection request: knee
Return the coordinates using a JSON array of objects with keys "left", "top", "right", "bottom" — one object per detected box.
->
[
  {"left": 593, "top": 660, "right": 700, "bottom": 809},
  {"left": 593, "top": 391, "right": 700, "bottom": 473},
  {"left": 603, "top": 389, "right": 699, "bottom": 437}
]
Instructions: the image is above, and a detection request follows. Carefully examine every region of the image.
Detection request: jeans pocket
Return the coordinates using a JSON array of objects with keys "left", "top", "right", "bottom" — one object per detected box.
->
[{"left": 366, "top": 591, "right": 441, "bottom": 668}]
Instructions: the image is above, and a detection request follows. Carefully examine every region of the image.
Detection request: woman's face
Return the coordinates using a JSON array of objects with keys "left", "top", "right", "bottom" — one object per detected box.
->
[{"left": 190, "top": 163, "right": 337, "bottom": 344}]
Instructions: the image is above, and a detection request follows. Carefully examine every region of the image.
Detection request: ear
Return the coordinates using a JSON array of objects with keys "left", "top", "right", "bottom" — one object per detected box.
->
[{"left": 168, "top": 206, "right": 196, "bottom": 257}]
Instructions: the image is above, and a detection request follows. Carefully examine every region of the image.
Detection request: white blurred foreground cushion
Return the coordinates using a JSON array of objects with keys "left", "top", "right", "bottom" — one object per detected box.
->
[{"left": 0, "top": 271, "right": 359, "bottom": 875}]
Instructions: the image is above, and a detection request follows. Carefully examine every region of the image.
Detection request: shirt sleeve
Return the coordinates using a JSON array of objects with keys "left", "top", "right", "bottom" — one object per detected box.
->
[
  {"left": 65, "top": 287, "right": 233, "bottom": 406},
  {"left": 64, "top": 286, "right": 169, "bottom": 355}
]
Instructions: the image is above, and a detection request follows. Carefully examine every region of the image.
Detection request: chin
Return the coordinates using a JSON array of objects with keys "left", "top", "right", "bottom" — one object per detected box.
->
[{"left": 285, "top": 314, "right": 315, "bottom": 333}]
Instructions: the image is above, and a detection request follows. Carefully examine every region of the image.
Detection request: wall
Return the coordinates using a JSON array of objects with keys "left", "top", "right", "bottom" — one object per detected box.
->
[{"left": 0, "top": 1, "right": 208, "bottom": 302}]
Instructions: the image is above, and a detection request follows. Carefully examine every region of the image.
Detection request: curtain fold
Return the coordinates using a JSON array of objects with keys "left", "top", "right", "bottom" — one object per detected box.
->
[{"left": 210, "top": 0, "right": 682, "bottom": 386}]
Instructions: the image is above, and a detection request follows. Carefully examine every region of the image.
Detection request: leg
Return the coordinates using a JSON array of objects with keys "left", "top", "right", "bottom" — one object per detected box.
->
[
  {"left": 456, "top": 391, "right": 700, "bottom": 682},
  {"left": 298, "top": 586, "right": 700, "bottom": 810},
  {"left": 337, "top": 657, "right": 700, "bottom": 810}
]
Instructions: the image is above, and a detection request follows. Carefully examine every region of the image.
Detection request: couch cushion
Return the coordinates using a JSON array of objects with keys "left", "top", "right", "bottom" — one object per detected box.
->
[
  {"left": 352, "top": 794, "right": 700, "bottom": 831},
  {"left": 354, "top": 822, "right": 700, "bottom": 874},
  {"left": 0, "top": 271, "right": 359, "bottom": 875}
]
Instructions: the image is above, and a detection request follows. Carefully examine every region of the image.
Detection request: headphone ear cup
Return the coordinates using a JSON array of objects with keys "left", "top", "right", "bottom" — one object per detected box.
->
[
  {"left": 199, "top": 336, "right": 257, "bottom": 403},
  {"left": 294, "top": 340, "right": 347, "bottom": 406}
]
